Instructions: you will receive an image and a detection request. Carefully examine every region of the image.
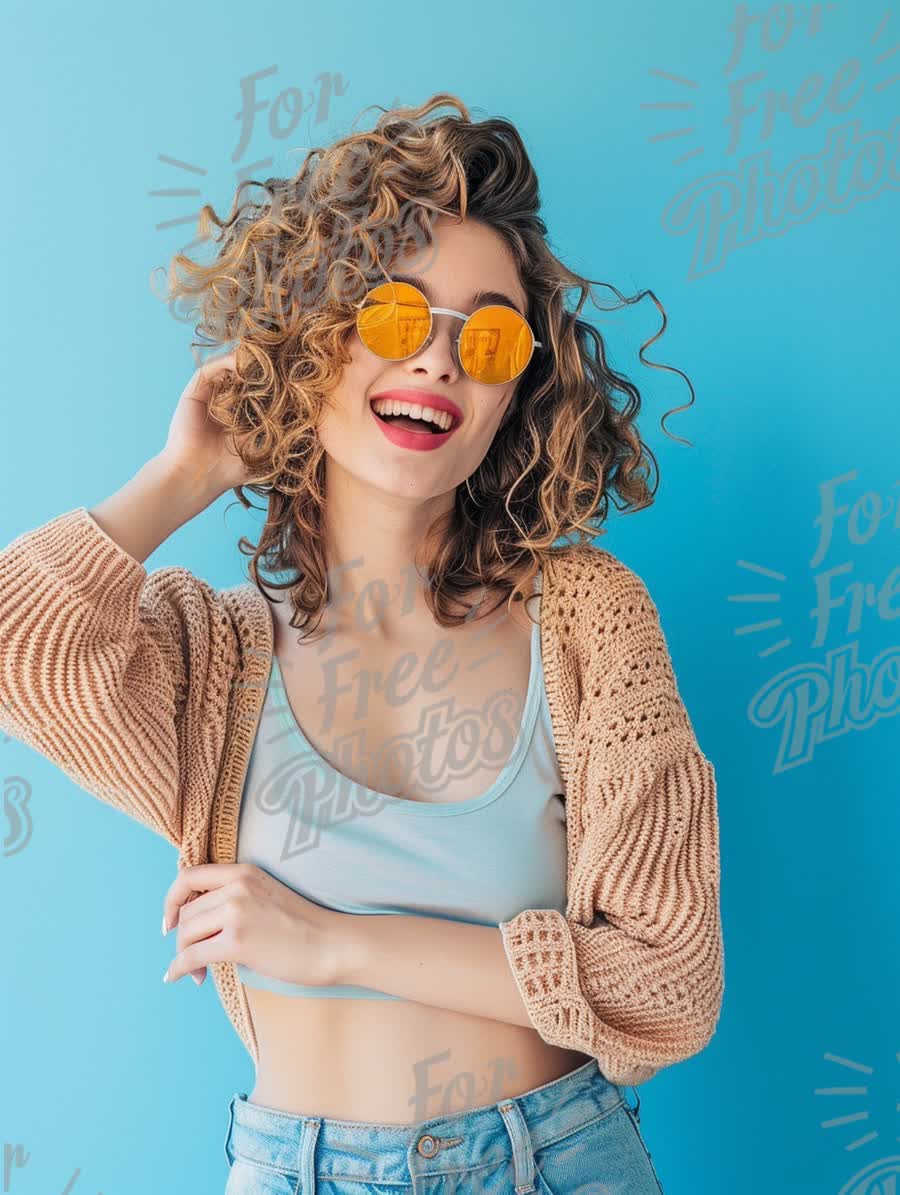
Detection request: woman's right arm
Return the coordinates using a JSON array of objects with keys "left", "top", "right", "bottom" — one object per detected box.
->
[{"left": 0, "top": 352, "right": 253, "bottom": 847}]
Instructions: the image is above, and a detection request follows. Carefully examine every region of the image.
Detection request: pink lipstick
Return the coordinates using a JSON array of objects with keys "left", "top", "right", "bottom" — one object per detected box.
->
[{"left": 369, "top": 389, "right": 463, "bottom": 453}]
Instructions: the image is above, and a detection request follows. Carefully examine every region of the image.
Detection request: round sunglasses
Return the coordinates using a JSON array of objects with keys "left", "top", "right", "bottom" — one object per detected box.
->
[{"left": 355, "top": 280, "right": 543, "bottom": 386}]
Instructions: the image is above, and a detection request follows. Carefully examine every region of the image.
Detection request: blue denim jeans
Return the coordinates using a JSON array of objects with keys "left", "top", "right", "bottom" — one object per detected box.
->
[{"left": 222, "top": 1058, "right": 665, "bottom": 1194}]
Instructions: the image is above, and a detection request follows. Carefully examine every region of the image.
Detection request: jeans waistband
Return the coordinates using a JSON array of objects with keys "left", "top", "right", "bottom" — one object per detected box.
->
[{"left": 224, "top": 1058, "right": 634, "bottom": 1191}]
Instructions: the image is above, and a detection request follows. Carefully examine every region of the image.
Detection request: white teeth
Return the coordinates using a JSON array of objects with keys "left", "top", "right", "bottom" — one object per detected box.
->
[{"left": 371, "top": 398, "right": 455, "bottom": 431}]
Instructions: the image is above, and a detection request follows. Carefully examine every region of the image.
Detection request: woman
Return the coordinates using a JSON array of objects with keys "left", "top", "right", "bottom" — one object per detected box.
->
[{"left": 0, "top": 94, "right": 723, "bottom": 1193}]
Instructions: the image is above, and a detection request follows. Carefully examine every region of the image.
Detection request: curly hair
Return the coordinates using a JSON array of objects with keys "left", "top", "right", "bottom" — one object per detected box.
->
[{"left": 161, "top": 92, "right": 697, "bottom": 641}]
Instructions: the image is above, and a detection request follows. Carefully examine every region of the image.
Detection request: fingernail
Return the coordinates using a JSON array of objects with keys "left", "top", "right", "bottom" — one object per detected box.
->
[
  {"left": 162, "top": 967, "right": 169, "bottom": 983},
  {"left": 161, "top": 914, "right": 168, "bottom": 936},
  {"left": 191, "top": 972, "right": 203, "bottom": 986}
]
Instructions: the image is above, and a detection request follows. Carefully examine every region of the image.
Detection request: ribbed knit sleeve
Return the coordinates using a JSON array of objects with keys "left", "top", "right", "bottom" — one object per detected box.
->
[
  {"left": 499, "top": 557, "right": 724, "bottom": 1087},
  {"left": 0, "top": 507, "right": 235, "bottom": 851}
]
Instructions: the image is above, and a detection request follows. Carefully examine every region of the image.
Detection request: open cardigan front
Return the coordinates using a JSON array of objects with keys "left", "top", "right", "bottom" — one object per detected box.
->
[{"left": 0, "top": 506, "right": 724, "bottom": 1087}]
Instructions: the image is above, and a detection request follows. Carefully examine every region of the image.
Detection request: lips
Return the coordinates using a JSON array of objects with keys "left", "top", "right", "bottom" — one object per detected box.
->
[
  {"left": 369, "top": 389, "right": 464, "bottom": 429},
  {"left": 368, "top": 389, "right": 462, "bottom": 453}
]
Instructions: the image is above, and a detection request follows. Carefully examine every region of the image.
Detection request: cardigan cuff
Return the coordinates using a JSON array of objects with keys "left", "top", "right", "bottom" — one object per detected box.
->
[{"left": 498, "top": 907, "right": 660, "bottom": 1088}]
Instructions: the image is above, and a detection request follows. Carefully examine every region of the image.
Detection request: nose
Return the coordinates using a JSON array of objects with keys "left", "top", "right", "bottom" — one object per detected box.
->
[{"left": 402, "top": 312, "right": 462, "bottom": 383}]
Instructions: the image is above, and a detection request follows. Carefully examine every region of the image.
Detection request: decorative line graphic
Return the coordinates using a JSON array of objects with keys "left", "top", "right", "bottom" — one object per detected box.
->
[{"left": 814, "top": 1047, "right": 900, "bottom": 1193}]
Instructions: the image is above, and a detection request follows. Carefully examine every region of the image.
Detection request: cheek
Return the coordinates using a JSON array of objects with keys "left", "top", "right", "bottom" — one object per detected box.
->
[
  {"left": 323, "top": 357, "right": 384, "bottom": 423},
  {"left": 469, "top": 400, "right": 513, "bottom": 453}
]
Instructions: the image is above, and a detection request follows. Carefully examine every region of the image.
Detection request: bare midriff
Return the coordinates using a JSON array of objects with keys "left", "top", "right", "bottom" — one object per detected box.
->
[{"left": 247, "top": 992, "right": 592, "bottom": 1123}]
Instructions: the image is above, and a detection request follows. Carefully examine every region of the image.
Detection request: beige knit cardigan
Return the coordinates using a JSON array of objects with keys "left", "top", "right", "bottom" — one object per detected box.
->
[{"left": 0, "top": 507, "right": 724, "bottom": 1087}]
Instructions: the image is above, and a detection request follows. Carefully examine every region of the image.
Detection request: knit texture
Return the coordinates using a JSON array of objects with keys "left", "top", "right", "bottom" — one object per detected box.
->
[{"left": 0, "top": 506, "right": 724, "bottom": 1087}]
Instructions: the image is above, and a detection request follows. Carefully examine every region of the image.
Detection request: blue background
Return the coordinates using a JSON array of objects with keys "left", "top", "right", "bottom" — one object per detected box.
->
[{"left": 1, "top": 2, "right": 897, "bottom": 1193}]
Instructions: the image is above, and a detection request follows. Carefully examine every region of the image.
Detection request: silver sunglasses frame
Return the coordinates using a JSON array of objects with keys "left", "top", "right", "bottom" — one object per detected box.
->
[{"left": 355, "top": 286, "right": 543, "bottom": 386}]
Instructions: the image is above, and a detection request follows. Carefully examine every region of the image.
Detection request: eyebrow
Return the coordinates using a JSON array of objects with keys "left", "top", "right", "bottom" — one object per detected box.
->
[{"left": 387, "top": 272, "right": 526, "bottom": 318}]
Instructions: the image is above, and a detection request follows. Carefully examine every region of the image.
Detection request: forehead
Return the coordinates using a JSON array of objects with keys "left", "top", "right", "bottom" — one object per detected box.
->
[{"left": 390, "top": 216, "right": 527, "bottom": 314}]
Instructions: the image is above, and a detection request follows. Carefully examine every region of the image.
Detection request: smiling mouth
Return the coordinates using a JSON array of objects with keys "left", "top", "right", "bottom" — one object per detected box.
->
[{"left": 369, "top": 401, "right": 460, "bottom": 434}]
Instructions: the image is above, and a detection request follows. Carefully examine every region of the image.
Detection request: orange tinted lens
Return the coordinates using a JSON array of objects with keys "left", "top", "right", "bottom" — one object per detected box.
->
[
  {"left": 459, "top": 306, "right": 535, "bottom": 384},
  {"left": 356, "top": 281, "right": 430, "bottom": 360}
]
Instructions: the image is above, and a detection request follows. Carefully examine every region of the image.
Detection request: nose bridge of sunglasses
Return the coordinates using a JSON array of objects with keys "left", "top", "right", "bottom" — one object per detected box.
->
[
  {"left": 391, "top": 305, "right": 462, "bottom": 361},
  {"left": 427, "top": 307, "right": 467, "bottom": 350}
]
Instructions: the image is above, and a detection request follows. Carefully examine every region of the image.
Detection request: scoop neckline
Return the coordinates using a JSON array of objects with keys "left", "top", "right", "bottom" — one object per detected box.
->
[{"left": 268, "top": 613, "right": 543, "bottom": 818}]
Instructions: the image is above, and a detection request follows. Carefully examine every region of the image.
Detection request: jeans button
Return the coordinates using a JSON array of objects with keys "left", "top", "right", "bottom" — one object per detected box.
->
[{"left": 417, "top": 1134, "right": 439, "bottom": 1157}]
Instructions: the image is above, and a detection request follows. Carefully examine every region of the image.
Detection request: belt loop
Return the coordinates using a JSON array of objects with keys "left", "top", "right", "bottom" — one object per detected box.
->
[
  {"left": 630, "top": 1085, "right": 642, "bottom": 1123},
  {"left": 297, "top": 1116, "right": 321, "bottom": 1195},
  {"left": 497, "top": 1099, "right": 536, "bottom": 1194}
]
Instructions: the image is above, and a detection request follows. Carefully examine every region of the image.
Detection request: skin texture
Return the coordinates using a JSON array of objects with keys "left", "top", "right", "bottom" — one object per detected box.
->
[{"left": 158, "top": 214, "right": 592, "bottom": 1122}]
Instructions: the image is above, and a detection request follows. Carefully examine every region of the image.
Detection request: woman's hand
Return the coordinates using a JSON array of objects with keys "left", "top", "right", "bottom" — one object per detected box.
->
[
  {"left": 158, "top": 350, "right": 257, "bottom": 501},
  {"left": 161, "top": 863, "right": 352, "bottom": 989}
]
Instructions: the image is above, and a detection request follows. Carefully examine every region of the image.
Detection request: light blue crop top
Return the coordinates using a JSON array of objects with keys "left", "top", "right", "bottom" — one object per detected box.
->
[{"left": 235, "top": 585, "right": 567, "bottom": 999}]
